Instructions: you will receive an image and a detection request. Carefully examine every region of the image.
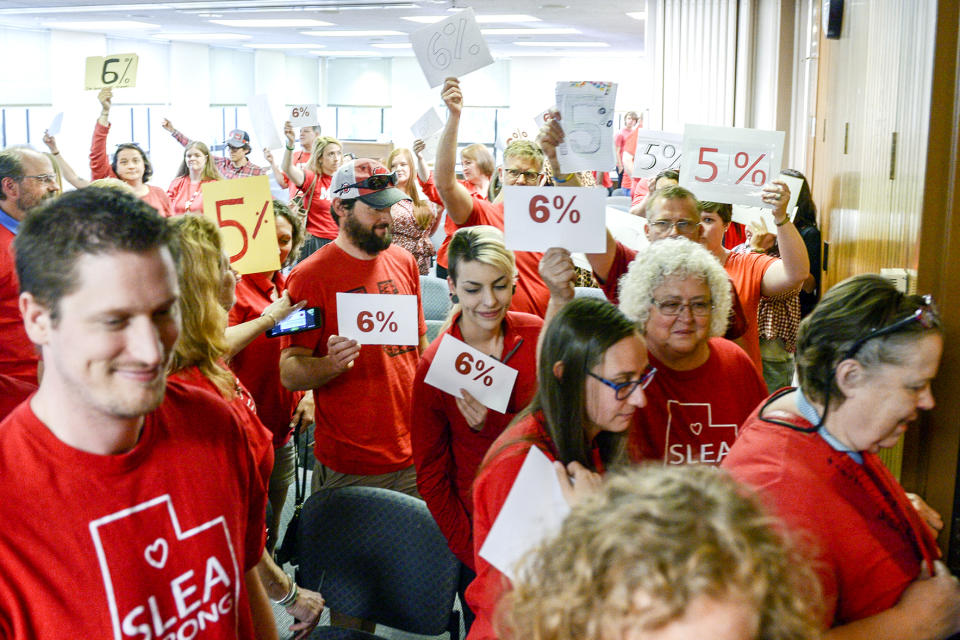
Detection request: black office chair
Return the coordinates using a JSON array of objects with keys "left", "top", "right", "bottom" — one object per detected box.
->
[{"left": 297, "top": 486, "right": 461, "bottom": 640}]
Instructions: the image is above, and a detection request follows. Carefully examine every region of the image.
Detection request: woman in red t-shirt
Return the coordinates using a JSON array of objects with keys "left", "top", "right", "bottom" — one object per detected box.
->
[
  {"left": 167, "top": 141, "right": 223, "bottom": 216},
  {"left": 465, "top": 296, "right": 654, "bottom": 640},
  {"left": 282, "top": 121, "right": 343, "bottom": 259}
]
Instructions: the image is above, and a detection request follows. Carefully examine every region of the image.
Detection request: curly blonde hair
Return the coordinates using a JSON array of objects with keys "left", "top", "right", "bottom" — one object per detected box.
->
[
  {"left": 500, "top": 465, "right": 821, "bottom": 640},
  {"left": 618, "top": 237, "right": 732, "bottom": 337}
]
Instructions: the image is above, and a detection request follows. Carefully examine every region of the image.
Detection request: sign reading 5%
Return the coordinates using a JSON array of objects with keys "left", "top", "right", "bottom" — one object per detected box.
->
[
  {"left": 202, "top": 176, "right": 279, "bottom": 275},
  {"left": 423, "top": 335, "right": 520, "bottom": 413},
  {"left": 503, "top": 186, "right": 607, "bottom": 253},
  {"left": 631, "top": 130, "right": 683, "bottom": 179},
  {"left": 336, "top": 293, "right": 419, "bottom": 346}
]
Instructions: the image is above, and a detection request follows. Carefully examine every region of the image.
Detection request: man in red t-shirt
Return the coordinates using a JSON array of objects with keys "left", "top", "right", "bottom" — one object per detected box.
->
[
  {"left": 0, "top": 147, "right": 60, "bottom": 383},
  {"left": 1, "top": 188, "right": 276, "bottom": 639},
  {"left": 280, "top": 158, "right": 427, "bottom": 495}
]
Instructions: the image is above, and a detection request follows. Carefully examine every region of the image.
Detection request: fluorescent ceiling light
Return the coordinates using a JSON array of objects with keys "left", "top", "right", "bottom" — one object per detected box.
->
[
  {"left": 43, "top": 20, "right": 161, "bottom": 30},
  {"left": 310, "top": 50, "right": 381, "bottom": 57},
  {"left": 513, "top": 41, "right": 610, "bottom": 47},
  {"left": 244, "top": 43, "right": 323, "bottom": 49},
  {"left": 371, "top": 43, "right": 413, "bottom": 49},
  {"left": 0, "top": 4, "right": 170, "bottom": 14},
  {"left": 627, "top": 12, "right": 647, "bottom": 21},
  {"left": 505, "top": 50, "right": 643, "bottom": 58},
  {"left": 301, "top": 30, "right": 406, "bottom": 37},
  {"left": 209, "top": 18, "right": 334, "bottom": 27},
  {"left": 482, "top": 28, "right": 579, "bottom": 35},
  {"left": 164, "top": 32, "right": 252, "bottom": 40},
  {"left": 403, "top": 14, "right": 541, "bottom": 24}
]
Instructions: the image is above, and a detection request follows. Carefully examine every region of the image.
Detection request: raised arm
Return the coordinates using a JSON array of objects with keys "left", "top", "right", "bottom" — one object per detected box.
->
[
  {"left": 161, "top": 118, "right": 190, "bottom": 148},
  {"left": 535, "top": 110, "right": 582, "bottom": 188},
  {"left": 413, "top": 139, "right": 431, "bottom": 182},
  {"left": 263, "top": 147, "right": 290, "bottom": 189},
  {"left": 43, "top": 133, "right": 89, "bottom": 188},
  {"left": 90, "top": 88, "right": 113, "bottom": 180},
  {"left": 759, "top": 180, "right": 810, "bottom": 297},
  {"left": 225, "top": 292, "right": 304, "bottom": 358},
  {"left": 434, "top": 78, "right": 475, "bottom": 224},
  {"left": 281, "top": 121, "right": 306, "bottom": 189}
]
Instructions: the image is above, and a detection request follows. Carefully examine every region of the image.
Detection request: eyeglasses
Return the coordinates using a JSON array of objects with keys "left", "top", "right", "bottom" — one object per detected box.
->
[
  {"left": 335, "top": 172, "right": 397, "bottom": 195},
  {"left": 587, "top": 366, "right": 657, "bottom": 400},
  {"left": 648, "top": 219, "right": 697, "bottom": 235},
  {"left": 20, "top": 174, "right": 58, "bottom": 185},
  {"left": 505, "top": 168, "right": 541, "bottom": 182},
  {"left": 842, "top": 294, "right": 939, "bottom": 360},
  {"left": 651, "top": 298, "right": 713, "bottom": 317}
]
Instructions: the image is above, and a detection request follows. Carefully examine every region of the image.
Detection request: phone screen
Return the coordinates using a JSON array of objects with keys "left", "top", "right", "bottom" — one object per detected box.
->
[{"left": 265, "top": 307, "right": 322, "bottom": 338}]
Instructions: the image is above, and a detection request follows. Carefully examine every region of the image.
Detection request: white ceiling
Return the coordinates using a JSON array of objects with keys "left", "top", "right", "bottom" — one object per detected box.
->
[{"left": 0, "top": 0, "right": 647, "bottom": 58}]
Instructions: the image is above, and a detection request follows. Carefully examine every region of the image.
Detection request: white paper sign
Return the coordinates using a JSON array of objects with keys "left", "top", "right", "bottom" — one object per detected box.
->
[
  {"left": 630, "top": 130, "right": 683, "bottom": 178},
  {"left": 247, "top": 94, "right": 283, "bottom": 151},
  {"left": 422, "top": 334, "right": 520, "bottom": 413},
  {"left": 478, "top": 446, "right": 570, "bottom": 582},
  {"left": 555, "top": 81, "right": 618, "bottom": 173},
  {"left": 47, "top": 112, "right": 64, "bottom": 137},
  {"left": 335, "top": 293, "right": 419, "bottom": 346},
  {"left": 410, "top": 107, "right": 444, "bottom": 140},
  {"left": 503, "top": 186, "right": 607, "bottom": 253},
  {"left": 680, "top": 124, "right": 784, "bottom": 208},
  {"left": 533, "top": 108, "right": 552, "bottom": 130},
  {"left": 289, "top": 104, "right": 318, "bottom": 128},
  {"left": 730, "top": 174, "right": 804, "bottom": 227},
  {"left": 419, "top": 132, "right": 441, "bottom": 164},
  {"left": 410, "top": 7, "right": 494, "bottom": 88}
]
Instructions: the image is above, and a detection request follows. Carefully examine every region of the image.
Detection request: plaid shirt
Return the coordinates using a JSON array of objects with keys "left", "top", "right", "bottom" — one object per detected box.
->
[
  {"left": 731, "top": 243, "right": 801, "bottom": 352},
  {"left": 170, "top": 130, "right": 265, "bottom": 179}
]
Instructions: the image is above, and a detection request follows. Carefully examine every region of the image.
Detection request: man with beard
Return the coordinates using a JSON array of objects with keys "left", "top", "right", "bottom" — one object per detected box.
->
[
  {"left": 280, "top": 159, "right": 427, "bottom": 495},
  {"left": 0, "top": 147, "right": 60, "bottom": 382}
]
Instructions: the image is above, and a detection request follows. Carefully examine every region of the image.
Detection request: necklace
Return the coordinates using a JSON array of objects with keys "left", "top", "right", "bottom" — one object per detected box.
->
[{"left": 183, "top": 180, "right": 202, "bottom": 212}]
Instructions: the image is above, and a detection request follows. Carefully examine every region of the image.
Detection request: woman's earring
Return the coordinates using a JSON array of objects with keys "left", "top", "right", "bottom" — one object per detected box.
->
[{"left": 450, "top": 293, "right": 459, "bottom": 304}]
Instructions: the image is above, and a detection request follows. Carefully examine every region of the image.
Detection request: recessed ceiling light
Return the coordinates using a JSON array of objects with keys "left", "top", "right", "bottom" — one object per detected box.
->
[
  {"left": 627, "top": 12, "right": 647, "bottom": 21},
  {"left": 301, "top": 30, "right": 406, "bottom": 37},
  {"left": 210, "top": 18, "right": 334, "bottom": 27},
  {"left": 244, "top": 43, "right": 323, "bottom": 49},
  {"left": 164, "top": 32, "right": 252, "bottom": 40},
  {"left": 43, "top": 20, "right": 161, "bottom": 30},
  {"left": 482, "top": 28, "right": 579, "bottom": 35},
  {"left": 513, "top": 41, "right": 610, "bottom": 47},
  {"left": 371, "top": 43, "right": 413, "bottom": 49}
]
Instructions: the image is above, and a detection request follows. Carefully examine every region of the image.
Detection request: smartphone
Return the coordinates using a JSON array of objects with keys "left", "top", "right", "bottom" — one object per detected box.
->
[{"left": 265, "top": 307, "right": 322, "bottom": 338}]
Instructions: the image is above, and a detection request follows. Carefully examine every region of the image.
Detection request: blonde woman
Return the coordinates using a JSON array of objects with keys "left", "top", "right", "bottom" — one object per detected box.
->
[
  {"left": 167, "top": 141, "right": 223, "bottom": 216},
  {"left": 282, "top": 121, "right": 343, "bottom": 257},
  {"left": 387, "top": 146, "right": 442, "bottom": 274}
]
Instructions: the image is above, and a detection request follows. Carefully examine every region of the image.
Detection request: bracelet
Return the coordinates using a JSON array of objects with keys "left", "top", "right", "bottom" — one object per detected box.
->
[
  {"left": 774, "top": 217, "right": 791, "bottom": 227},
  {"left": 285, "top": 144, "right": 295, "bottom": 151},
  {"left": 751, "top": 248, "right": 766, "bottom": 253},
  {"left": 262, "top": 311, "right": 277, "bottom": 325},
  {"left": 52, "top": 151, "right": 60, "bottom": 155},
  {"left": 272, "top": 572, "right": 299, "bottom": 606},
  {"left": 553, "top": 173, "right": 574, "bottom": 184}
]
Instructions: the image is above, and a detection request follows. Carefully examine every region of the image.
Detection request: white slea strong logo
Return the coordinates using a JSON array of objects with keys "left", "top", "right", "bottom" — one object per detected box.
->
[
  {"left": 89, "top": 495, "right": 241, "bottom": 640},
  {"left": 663, "top": 400, "right": 738, "bottom": 464}
]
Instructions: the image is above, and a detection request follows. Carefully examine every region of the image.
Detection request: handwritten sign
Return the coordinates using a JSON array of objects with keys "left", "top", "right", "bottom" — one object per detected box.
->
[
  {"left": 680, "top": 124, "right": 784, "bottom": 208},
  {"left": 411, "top": 107, "right": 444, "bottom": 140},
  {"left": 84, "top": 53, "right": 139, "bottom": 90},
  {"left": 423, "top": 334, "right": 519, "bottom": 413},
  {"left": 335, "top": 293, "right": 418, "bottom": 346},
  {"left": 202, "top": 176, "right": 280, "bottom": 275},
  {"left": 478, "top": 446, "right": 570, "bottom": 582},
  {"left": 410, "top": 7, "right": 494, "bottom": 88},
  {"left": 630, "top": 130, "right": 683, "bottom": 179},
  {"left": 555, "top": 81, "right": 617, "bottom": 173},
  {"left": 247, "top": 94, "right": 283, "bottom": 150},
  {"left": 289, "top": 104, "right": 318, "bottom": 128},
  {"left": 730, "top": 174, "right": 805, "bottom": 227},
  {"left": 503, "top": 185, "right": 607, "bottom": 253}
]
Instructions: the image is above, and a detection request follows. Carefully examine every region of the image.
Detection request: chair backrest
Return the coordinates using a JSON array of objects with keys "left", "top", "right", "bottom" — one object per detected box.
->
[
  {"left": 296, "top": 486, "right": 460, "bottom": 636},
  {"left": 421, "top": 274, "right": 452, "bottom": 321},
  {"left": 575, "top": 286, "right": 608, "bottom": 300}
]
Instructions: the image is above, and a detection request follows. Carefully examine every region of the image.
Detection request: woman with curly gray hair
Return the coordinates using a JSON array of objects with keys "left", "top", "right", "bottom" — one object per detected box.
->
[
  {"left": 618, "top": 237, "right": 767, "bottom": 464},
  {"left": 500, "top": 465, "right": 822, "bottom": 640}
]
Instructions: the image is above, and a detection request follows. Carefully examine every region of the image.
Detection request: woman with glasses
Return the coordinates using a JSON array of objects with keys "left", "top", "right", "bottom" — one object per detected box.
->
[
  {"left": 282, "top": 121, "right": 343, "bottom": 259},
  {"left": 465, "top": 296, "right": 652, "bottom": 640},
  {"left": 386, "top": 146, "right": 442, "bottom": 274},
  {"left": 723, "top": 274, "right": 960, "bottom": 639},
  {"left": 619, "top": 238, "right": 767, "bottom": 465}
]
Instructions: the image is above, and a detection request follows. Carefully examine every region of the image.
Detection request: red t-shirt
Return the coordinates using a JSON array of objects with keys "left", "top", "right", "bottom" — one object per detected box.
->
[
  {"left": 90, "top": 122, "right": 174, "bottom": 218},
  {"left": 166, "top": 175, "right": 216, "bottom": 217},
  {"left": 282, "top": 242, "right": 427, "bottom": 475},
  {"left": 723, "top": 221, "right": 748, "bottom": 250},
  {"left": 629, "top": 337, "right": 766, "bottom": 464},
  {"left": 298, "top": 169, "right": 337, "bottom": 240},
  {"left": 229, "top": 271, "right": 301, "bottom": 448},
  {"left": 723, "top": 398, "right": 941, "bottom": 628},
  {"left": 0, "top": 373, "right": 34, "bottom": 421},
  {"left": 620, "top": 127, "right": 639, "bottom": 190},
  {"left": 464, "top": 199, "right": 549, "bottom": 317},
  {"left": 410, "top": 311, "right": 542, "bottom": 569},
  {"left": 418, "top": 172, "right": 486, "bottom": 269},
  {"left": 0, "top": 227, "right": 38, "bottom": 383},
  {"left": 0, "top": 380, "right": 267, "bottom": 639},
  {"left": 283, "top": 150, "right": 313, "bottom": 197},
  {"left": 724, "top": 250, "right": 777, "bottom": 373}
]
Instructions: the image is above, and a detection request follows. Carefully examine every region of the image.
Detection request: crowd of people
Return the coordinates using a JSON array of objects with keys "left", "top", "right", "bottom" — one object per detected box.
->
[{"left": 0, "top": 71, "right": 955, "bottom": 640}]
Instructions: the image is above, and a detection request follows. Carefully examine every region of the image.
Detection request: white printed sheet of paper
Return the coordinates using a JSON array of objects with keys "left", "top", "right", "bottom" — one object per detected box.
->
[
  {"left": 247, "top": 94, "right": 283, "bottom": 151},
  {"left": 554, "top": 81, "right": 618, "bottom": 173},
  {"left": 335, "top": 293, "right": 419, "bottom": 346},
  {"left": 422, "top": 334, "right": 519, "bottom": 413},
  {"left": 730, "top": 174, "right": 805, "bottom": 228},
  {"left": 478, "top": 446, "right": 570, "bottom": 582},
  {"left": 503, "top": 186, "right": 607, "bottom": 253},
  {"left": 289, "top": 104, "right": 319, "bottom": 128},
  {"left": 630, "top": 130, "right": 683, "bottom": 179},
  {"left": 410, "top": 7, "right": 494, "bottom": 89},
  {"left": 680, "top": 124, "right": 784, "bottom": 208}
]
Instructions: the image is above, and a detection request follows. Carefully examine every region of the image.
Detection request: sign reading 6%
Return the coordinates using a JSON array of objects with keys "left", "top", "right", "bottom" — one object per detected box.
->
[
  {"left": 336, "top": 293, "right": 419, "bottom": 346},
  {"left": 85, "top": 53, "right": 139, "bottom": 91},
  {"left": 357, "top": 310, "right": 399, "bottom": 334},
  {"left": 529, "top": 194, "right": 581, "bottom": 224},
  {"left": 454, "top": 352, "right": 495, "bottom": 386},
  {"left": 422, "top": 334, "right": 520, "bottom": 413}
]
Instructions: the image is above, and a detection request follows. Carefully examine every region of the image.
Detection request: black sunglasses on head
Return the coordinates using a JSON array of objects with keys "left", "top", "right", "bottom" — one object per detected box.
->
[
  {"left": 842, "top": 294, "right": 938, "bottom": 360},
  {"left": 335, "top": 172, "right": 398, "bottom": 195}
]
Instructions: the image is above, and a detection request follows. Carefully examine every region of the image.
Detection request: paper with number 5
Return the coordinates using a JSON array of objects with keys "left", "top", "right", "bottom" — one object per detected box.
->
[
  {"left": 201, "top": 176, "right": 280, "bottom": 275},
  {"left": 423, "top": 334, "right": 520, "bottom": 413},
  {"left": 555, "top": 81, "right": 618, "bottom": 173},
  {"left": 631, "top": 130, "right": 683, "bottom": 179},
  {"left": 410, "top": 7, "right": 493, "bottom": 88},
  {"left": 336, "top": 293, "right": 419, "bottom": 346},
  {"left": 503, "top": 186, "right": 607, "bottom": 253},
  {"left": 680, "top": 124, "right": 784, "bottom": 208}
]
